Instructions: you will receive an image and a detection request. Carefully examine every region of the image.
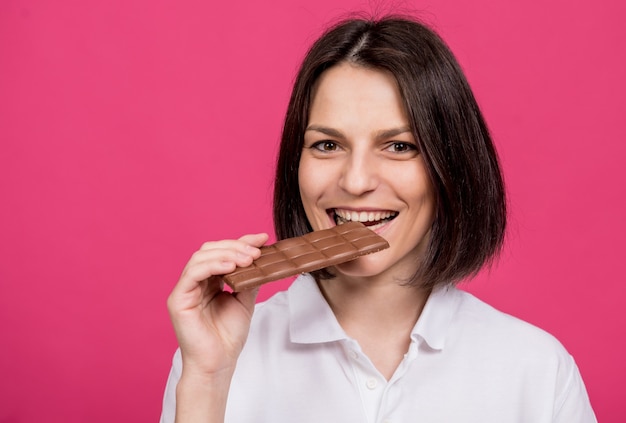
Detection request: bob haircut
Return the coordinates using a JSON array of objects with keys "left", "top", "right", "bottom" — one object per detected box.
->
[{"left": 273, "top": 16, "right": 507, "bottom": 289}]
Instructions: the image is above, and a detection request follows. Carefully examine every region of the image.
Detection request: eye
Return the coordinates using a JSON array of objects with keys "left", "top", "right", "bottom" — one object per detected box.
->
[
  {"left": 311, "top": 141, "right": 339, "bottom": 152},
  {"left": 386, "top": 142, "right": 417, "bottom": 153}
]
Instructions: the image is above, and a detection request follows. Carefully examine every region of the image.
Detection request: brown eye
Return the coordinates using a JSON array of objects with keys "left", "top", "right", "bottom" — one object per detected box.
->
[
  {"left": 386, "top": 142, "right": 417, "bottom": 153},
  {"left": 392, "top": 142, "right": 414, "bottom": 152},
  {"left": 312, "top": 141, "right": 338, "bottom": 152}
]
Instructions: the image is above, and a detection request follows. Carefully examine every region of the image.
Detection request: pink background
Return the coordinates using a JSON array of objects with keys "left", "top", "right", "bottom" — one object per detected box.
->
[{"left": 1, "top": 0, "right": 624, "bottom": 421}]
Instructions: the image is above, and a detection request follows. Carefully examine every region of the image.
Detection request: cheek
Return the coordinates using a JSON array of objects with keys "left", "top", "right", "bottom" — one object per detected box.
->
[
  {"left": 298, "top": 157, "right": 320, "bottom": 209},
  {"left": 297, "top": 159, "right": 311, "bottom": 202},
  {"left": 391, "top": 163, "right": 434, "bottom": 211},
  {"left": 415, "top": 183, "right": 436, "bottom": 231},
  {"left": 298, "top": 156, "right": 331, "bottom": 202}
]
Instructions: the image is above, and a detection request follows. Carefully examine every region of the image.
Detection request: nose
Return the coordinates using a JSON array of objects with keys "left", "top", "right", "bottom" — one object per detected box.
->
[{"left": 337, "top": 149, "right": 379, "bottom": 196}]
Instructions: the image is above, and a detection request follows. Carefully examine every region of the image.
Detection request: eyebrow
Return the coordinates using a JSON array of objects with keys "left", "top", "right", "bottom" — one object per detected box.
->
[
  {"left": 305, "top": 125, "right": 345, "bottom": 139},
  {"left": 375, "top": 126, "right": 412, "bottom": 140},
  {"left": 305, "top": 125, "right": 412, "bottom": 140}
]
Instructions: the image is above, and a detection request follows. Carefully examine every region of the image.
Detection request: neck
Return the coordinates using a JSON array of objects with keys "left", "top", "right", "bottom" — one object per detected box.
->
[
  {"left": 318, "top": 274, "right": 430, "bottom": 331},
  {"left": 317, "top": 273, "right": 430, "bottom": 379}
]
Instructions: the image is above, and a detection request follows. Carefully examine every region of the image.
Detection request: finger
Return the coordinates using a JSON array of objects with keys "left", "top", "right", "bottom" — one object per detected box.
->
[
  {"left": 174, "top": 234, "right": 269, "bottom": 300},
  {"left": 168, "top": 272, "right": 225, "bottom": 314},
  {"left": 186, "top": 246, "right": 256, "bottom": 271},
  {"left": 198, "top": 234, "right": 267, "bottom": 253},
  {"left": 183, "top": 258, "right": 236, "bottom": 283},
  {"left": 189, "top": 233, "right": 269, "bottom": 268},
  {"left": 238, "top": 233, "right": 269, "bottom": 248}
]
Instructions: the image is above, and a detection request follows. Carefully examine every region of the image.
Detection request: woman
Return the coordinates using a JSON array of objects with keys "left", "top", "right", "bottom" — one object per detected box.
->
[{"left": 161, "top": 16, "right": 596, "bottom": 422}]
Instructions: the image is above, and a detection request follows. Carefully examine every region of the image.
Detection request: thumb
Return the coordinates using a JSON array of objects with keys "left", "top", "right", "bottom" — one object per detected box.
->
[{"left": 234, "top": 287, "right": 260, "bottom": 314}]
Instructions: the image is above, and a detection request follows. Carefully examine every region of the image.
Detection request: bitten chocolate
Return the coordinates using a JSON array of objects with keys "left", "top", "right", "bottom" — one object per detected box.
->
[{"left": 223, "top": 222, "right": 389, "bottom": 291}]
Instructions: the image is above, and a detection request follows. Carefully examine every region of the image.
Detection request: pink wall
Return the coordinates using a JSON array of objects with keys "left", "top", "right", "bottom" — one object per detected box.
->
[{"left": 1, "top": 0, "right": 623, "bottom": 421}]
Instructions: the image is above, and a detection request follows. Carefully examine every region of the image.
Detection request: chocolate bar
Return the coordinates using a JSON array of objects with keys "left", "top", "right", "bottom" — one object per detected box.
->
[{"left": 223, "top": 222, "right": 389, "bottom": 291}]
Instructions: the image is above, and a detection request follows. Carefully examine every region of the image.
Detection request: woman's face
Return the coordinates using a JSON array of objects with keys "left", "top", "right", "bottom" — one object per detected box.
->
[{"left": 298, "top": 62, "right": 435, "bottom": 281}]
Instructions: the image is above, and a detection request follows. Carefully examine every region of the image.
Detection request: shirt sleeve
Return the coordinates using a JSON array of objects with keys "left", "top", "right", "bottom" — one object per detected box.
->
[
  {"left": 159, "top": 349, "right": 182, "bottom": 423},
  {"left": 553, "top": 354, "right": 597, "bottom": 423}
]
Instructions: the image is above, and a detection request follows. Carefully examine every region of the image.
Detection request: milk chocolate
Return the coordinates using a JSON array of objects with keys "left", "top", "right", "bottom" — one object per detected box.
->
[{"left": 223, "top": 222, "right": 389, "bottom": 291}]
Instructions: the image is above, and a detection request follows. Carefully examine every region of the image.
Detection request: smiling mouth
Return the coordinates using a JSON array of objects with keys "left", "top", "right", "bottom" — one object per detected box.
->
[{"left": 331, "top": 208, "right": 398, "bottom": 231}]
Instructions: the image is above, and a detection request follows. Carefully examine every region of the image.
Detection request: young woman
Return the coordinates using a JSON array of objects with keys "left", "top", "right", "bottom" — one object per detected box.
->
[{"left": 160, "top": 16, "right": 596, "bottom": 423}]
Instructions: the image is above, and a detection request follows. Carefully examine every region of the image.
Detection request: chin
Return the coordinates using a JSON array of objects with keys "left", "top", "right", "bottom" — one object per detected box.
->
[
  {"left": 332, "top": 254, "right": 390, "bottom": 279},
  {"left": 332, "top": 245, "right": 424, "bottom": 283}
]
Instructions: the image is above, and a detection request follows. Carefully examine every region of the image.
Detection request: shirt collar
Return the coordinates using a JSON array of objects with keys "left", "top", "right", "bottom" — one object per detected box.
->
[
  {"left": 288, "top": 274, "right": 348, "bottom": 344},
  {"left": 411, "top": 285, "right": 462, "bottom": 351},
  {"left": 287, "top": 273, "right": 461, "bottom": 350}
]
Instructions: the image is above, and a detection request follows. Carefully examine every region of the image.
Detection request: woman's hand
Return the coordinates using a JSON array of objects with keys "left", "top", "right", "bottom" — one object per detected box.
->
[
  {"left": 167, "top": 233, "right": 269, "bottom": 378},
  {"left": 167, "top": 233, "right": 269, "bottom": 422}
]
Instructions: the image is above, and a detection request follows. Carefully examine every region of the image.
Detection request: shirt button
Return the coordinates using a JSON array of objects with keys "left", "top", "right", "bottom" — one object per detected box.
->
[
  {"left": 349, "top": 350, "right": 358, "bottom": 360},
  {"left": 366, "top": 378, "right": 378, "bottom": 390}
]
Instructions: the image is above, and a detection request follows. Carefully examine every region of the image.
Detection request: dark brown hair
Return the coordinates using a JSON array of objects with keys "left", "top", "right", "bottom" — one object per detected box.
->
[{"left": 273, "top": 16, "right": 506, "bottom": 288}]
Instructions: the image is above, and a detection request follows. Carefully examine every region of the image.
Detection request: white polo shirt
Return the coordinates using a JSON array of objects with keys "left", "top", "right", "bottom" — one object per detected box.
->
[{"left": 160, "top": 274, "right": 596, "bottom": 423}]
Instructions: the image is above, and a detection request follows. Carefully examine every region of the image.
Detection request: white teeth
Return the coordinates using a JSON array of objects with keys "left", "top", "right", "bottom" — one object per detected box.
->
[
  {"left": 334, "top": 209, "right": 397, "bottom": 224},
  {"left": 368, "top": 221, "right": 385, "bottom": 231}
]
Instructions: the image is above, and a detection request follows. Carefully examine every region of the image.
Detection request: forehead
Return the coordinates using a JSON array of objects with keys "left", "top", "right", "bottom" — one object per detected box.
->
[{"left": 308, "top": 62, "right": 409, "bottom": 130}]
